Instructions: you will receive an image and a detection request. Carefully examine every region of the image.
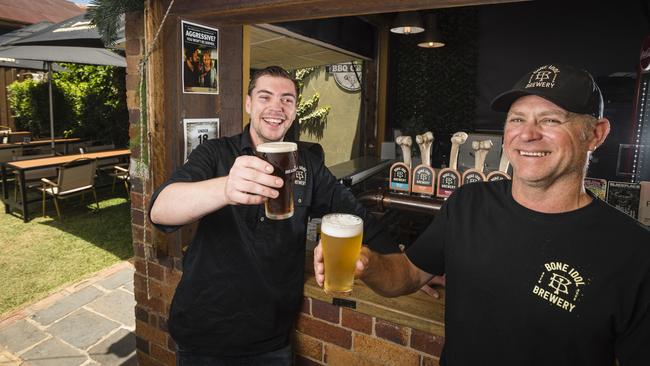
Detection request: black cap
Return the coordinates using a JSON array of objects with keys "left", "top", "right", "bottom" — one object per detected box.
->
[{"left": 491, "top": 64, "right": 604, "bottom": 118}]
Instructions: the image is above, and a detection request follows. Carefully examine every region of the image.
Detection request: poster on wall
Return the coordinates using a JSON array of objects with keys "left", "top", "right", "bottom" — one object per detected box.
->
[
  {"left": 182, "top": 20, "right": 219, "bottom": 94},
  {"left": 183, "top": 118, "right": 220, "bottom": 160}
]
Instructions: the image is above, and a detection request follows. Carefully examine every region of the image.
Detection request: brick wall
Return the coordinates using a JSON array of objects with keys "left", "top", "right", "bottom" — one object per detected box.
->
[
  {"left": 294, "top": 297, "right": 444, "bottom": 366},
  {"left": 125, "top": 8, "right": 182, "bottom": 366}
]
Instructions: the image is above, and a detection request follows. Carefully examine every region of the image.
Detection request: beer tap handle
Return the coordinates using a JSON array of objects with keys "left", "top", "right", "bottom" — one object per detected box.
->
[
  {"left": 476, "top": 140, "right": 493, "bottom": 173},
  {"left": 396, "top": 136, "right": 413, "bottom": 168},
  {"left": 449, "top": 132, "right": 468, "bottom": 171},
  {"left": 498, "top": 145, "right": 510, "bottom": 173}
]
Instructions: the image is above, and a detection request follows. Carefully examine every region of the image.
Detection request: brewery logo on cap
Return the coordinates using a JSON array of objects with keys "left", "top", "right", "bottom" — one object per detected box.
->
[
  {"left": 525, "top": 65, "right": 560, "bottom": 89},
  {"left": 491, "top": 63, "right": 604, "bottom": 118}
]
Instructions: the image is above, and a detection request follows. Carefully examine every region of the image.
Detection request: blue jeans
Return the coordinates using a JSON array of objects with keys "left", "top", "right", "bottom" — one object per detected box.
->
[{"left": 176, "top": 344, "right": 293, "bottom": 366}]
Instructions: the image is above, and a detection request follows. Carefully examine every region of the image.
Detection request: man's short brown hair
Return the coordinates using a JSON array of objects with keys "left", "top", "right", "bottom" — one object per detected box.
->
[{"left": 247, "top": 66, "right": 298, "bottom": 97}]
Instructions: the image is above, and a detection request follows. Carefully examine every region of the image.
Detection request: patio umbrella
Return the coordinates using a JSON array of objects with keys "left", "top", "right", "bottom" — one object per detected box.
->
[
  {"left": 10, "top": 13, "right": 125, "bottom": 49},
  {"left": 0, "top": 21, "right": 65, "bottom": 71},
  {"left": 0, "top": 13, "right": 126, "bottom": 151}
]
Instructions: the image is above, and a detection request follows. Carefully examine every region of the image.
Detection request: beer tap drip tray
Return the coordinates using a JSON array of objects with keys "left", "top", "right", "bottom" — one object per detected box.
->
[{"left": 329, "top": 156, "right": 393, "bottom": 187}]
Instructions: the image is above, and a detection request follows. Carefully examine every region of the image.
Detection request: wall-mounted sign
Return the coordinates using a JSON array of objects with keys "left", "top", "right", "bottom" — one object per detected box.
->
[
  {"left": 329, "top": 62, "right": 362, "bottom": 92},
  {"left": 182, "top": 20, "right": 219, "bottom": 94},
  {"left": 183, "top": 118, "right": 219, "bottom": 160}
]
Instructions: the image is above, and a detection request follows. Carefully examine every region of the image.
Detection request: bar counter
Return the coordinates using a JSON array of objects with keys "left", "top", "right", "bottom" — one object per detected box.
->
[{"left": 294, "top": 251, "right": 445, "bottom": 366}]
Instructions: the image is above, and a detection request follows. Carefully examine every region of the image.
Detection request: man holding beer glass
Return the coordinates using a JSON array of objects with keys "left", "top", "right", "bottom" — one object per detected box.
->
[
  {"left": 314, "top": 64, "right": 650, "bottom": 365},
  {"left": 149, "top": 66, "right": 397, "bottom": 365}
]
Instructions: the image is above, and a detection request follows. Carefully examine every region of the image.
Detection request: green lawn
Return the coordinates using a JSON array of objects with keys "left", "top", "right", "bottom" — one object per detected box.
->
[{"left": 0, "top": 192, "right": 133, "bottom": 317}]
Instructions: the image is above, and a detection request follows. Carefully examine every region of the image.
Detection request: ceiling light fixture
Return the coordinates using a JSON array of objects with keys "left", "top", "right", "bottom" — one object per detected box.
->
[
  {"left": 417, "top": 14, "right": 445, "bottom": 48},
  {"left": 390, "top": 12, "right": 425, "bottom": 35}
]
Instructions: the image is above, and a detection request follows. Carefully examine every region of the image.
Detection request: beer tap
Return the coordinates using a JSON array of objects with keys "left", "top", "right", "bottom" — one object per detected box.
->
[
  {"left": 416, "top": 131, "right": 434, "bottom": 167},
  {"left": 474, "top": 140, "right": 493, "bottom": 173},
  {"left": 498, "top": 146, "right": 510, "bottom": 174},
  {"left": 449, "top": 132, "right": 468, "bottom": 171},
  {"left": 396, "top": 136, "right": 413, "bottom": 168}
]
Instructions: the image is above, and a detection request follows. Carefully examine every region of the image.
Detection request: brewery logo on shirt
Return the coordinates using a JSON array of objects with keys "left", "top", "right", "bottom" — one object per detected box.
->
[
  {"left": 531, "top": 261, "right": 589, "bottom": 313},
  {"left": 295, "top": 165, "right": 307, "bottom": 186}
]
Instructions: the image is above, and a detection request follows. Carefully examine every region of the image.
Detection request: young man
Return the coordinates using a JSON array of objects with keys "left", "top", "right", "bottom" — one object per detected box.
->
[
  {"left": 315, "top": 64, "right": 650, "bottom": 365},
  {"left": 150, "top": 66, "right": 396, "bottom": 365}
]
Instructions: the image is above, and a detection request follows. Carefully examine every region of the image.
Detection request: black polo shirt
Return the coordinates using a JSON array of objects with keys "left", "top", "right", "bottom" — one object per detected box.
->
[{"left": 149, "top": 125, "right": 396, "bottom": 356}]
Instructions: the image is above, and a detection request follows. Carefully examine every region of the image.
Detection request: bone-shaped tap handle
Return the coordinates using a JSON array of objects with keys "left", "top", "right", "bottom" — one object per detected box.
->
[
  {"left": 498, "top": 145, "right": 510, "bottom": 173},
  {"left": 396, "top": 135, "right": 413, "bottom": 167},
  {"left": 475, "top": 140, "right": 493, "bottom": 173},
  {"left": 416, "top": 131, "right": 434, "bottom": 167},
  {"left": 471, "top": 141, "right": 481, "bottom": 170},
  {"left": 449, "top": 132, "right": 468, "bottom": 171}
]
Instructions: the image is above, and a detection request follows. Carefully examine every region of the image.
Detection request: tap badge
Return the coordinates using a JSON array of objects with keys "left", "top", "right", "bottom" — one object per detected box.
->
[{"left": 531, "top": 261, "right": 589, "bottom": 313}]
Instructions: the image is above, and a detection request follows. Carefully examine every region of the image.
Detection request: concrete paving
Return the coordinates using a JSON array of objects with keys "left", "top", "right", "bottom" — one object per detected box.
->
[{"left": 0, "top": 261, "right": 136, "bottom": 366}]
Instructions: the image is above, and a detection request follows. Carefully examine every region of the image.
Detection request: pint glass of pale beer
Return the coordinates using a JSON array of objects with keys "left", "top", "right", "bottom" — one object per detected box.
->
[
  {"left": 255, "top": 142, "right": 298, "bottom": 220},
  {"left": 321, "top": 213, "right": 363, "bottom": 296}
]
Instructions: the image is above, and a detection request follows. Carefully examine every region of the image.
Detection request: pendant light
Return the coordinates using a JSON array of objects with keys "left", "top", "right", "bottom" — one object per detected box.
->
[
  {"left": 418, "top": 14, "right": 445, "bottom": 48},
  {"left": 390, "top": 11, "right": 425, "bottom": 35}
]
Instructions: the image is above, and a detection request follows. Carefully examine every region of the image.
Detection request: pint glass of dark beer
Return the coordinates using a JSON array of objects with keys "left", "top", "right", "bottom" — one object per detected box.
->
[{"left": 255, "top": 142, "right": 298, "bottom": 220}]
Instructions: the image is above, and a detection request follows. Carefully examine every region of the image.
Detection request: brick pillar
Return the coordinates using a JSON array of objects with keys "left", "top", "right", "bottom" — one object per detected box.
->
[{"left": 125, "top": 6, "right": 180, "bottom": 365}]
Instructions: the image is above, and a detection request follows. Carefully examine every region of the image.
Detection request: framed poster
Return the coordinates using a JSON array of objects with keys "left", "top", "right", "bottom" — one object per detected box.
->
[
  {"left": 183, "top": 118, "right": 220, "bottom": 160},
  {"left": 182, "top": 20, "right": 219, "bottom": 94}
]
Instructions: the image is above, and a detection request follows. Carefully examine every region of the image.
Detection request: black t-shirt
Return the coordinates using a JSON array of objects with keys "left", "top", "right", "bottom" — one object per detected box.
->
[
  {"left": 149, "top": 126, "right": 396, "bottom": 356},
  {"left": 406, "top": 180, "right": 650, "bottom": 366}
]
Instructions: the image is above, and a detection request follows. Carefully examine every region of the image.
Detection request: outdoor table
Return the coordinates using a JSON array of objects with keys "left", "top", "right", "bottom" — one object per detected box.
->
[
  {"left": 1, "top": 148, "right": 131, "bottom": 222},
  {"left": 0, "top": 138, "right": 83, "bottom": 155}
]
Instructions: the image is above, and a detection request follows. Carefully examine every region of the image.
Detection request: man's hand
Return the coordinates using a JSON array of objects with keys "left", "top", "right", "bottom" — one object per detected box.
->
[
  {"left": 419, "top": 275, "right": 446, "bottom": 299},
  {"left": 224, "top": 155, "right": 283, "bottom": 206}
]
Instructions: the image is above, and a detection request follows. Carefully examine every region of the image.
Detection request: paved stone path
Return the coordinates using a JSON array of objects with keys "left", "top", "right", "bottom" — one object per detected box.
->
[{"left": 0, "top": 261, "right": 135, "bottom": 366}]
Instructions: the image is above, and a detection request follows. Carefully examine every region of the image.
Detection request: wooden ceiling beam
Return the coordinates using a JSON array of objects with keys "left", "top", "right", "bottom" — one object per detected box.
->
[{"left": 173, "top": 0, "right": 529, "bottom": 25}]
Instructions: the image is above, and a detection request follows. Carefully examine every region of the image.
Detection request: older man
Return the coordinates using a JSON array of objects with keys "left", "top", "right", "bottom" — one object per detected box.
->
[{"left": 315, "top": 64, "right": 650, "bottom": 365}]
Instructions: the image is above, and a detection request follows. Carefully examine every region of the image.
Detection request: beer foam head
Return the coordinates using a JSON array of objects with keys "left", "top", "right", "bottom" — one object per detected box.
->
[
  {"left": 321, "top": 213, "right": 363, "bottom": 238},
  {"left": 256, "top": 141, "right": 298, "bottom": 153}
]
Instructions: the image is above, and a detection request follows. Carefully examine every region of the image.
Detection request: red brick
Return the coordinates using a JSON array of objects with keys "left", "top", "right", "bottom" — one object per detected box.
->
[
  {"left": 324, "top": 344, "right": 384, "bottom": 366},
  {"left": 136, "top": 319, "right": 167, "bottom": 346},
  {"left": 296, "top": 314, "right": 351, "bottom": 349},
  {"left": 375, "top": 319, "right": 409, "bottom": 346},
  {"left": 147, "top": 261, "right": 166, "bottom": 281},
  {"left": 294, "top": 332, "right": 323, "bottom": 361},
  {"left": 132, "top": 208, "right": 144, "bottom": 226},
  {"left": 131, "top": 192, "right": 143, "bottom": 207},
  {"left": 150, "top": 343, "right": 175, "bottom": 365},
  {"left": 422, "top": 355, "right": 440, "bottom": 366},
  {"left": 341, "top": 308, "right": 372, "bottom": 334},
  {"left": 137, "top": 351, "right": 164, "bottom": 366},
  {"left": 295, "top": 355, "right": 324, "bottom": 366},
  {"left": 167, "top": 269, "right": 182, "bottom": 287},
  {"left": 312, "top": 299, "right": 339, "bottom": 324},
  {"left": 135, "top": 335, "right": 149, "bottom": 354},
  {"left": 301, "top": 297, "right": 311, "bottom": 315},
  {"left": 135, "top": 306, "right": 149, "bottom": 323},
  {"left": 353, "top": 334, "right": 420, "bottom": 365},
  {"left": 134, "top": 241, "right": 145, "bottom": 258},
  {"left": 410, "top": 329, "right": 444, "bottom": 356},
  {"left": 134, "top": 290, "right": 165, "bottom": 313}
]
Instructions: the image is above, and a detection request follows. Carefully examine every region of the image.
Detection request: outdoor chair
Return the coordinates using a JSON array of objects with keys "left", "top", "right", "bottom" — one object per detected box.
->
[
  {"left": 12, "top": 153, "right": 58, "bottom": 204},
  {"left": 110, "top": 165, "right": 130, "bottom": 196},
  {"left": 38, "top": 158, "right": 99, "bottom": 220}
]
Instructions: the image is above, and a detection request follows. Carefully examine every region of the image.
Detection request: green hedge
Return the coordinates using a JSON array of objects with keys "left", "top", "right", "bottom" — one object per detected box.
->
[{"left": 7, "top": 64, "right": 128, "bottom": 147}]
